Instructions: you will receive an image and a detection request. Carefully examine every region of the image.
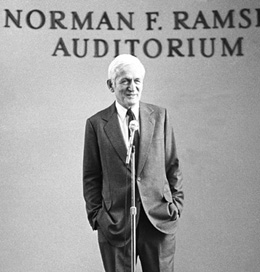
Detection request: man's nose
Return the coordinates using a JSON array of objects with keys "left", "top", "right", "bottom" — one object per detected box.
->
[{"left": 128, "top": 80, "right": 136, "bottom": 91}]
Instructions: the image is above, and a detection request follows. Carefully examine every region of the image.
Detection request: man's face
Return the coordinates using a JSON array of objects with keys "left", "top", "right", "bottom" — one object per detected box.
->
[{"left": 110, "top": 64, "right": 144, "bottom": 109}]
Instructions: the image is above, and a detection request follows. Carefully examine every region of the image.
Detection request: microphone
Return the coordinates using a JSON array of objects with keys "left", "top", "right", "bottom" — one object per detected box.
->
[
  {"left": 129, "top": 120, "right": 139, "bottom": 134},
  {"left": 126, "top": 120, "right": 139, "bottom": 164}
]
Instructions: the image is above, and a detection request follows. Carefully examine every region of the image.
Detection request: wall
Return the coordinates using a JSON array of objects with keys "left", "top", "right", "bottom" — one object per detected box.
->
[{"left": 1, "top": 1, "right": 260, "bottom": 271}]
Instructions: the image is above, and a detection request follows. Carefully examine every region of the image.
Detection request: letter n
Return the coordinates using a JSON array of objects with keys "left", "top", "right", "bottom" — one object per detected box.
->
[{"left": 4, "top": 9, "right": 22, "bottom": 28}]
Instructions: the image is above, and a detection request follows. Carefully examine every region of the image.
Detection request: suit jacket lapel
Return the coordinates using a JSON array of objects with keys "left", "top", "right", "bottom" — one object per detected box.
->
[
  {"left": 103, "top": 103, "right": 128, "bottom": 165},
  {"left": 102, "top": 102, "right": 155, "bottom": 173},
  {"left": 138, "top": 102, "right": 155, "bottom": 175}
]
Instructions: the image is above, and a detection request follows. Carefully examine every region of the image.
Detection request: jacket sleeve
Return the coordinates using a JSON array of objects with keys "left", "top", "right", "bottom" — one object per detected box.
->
[
  {"left": 164, "top": 109, "right": 184, "bottom": 217},
  {"left": 83, "top": 118, "right": 102, "bottom": 230}
]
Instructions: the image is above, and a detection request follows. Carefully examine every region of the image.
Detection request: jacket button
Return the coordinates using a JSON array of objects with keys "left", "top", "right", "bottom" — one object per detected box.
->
[{"left": 137, "top": 177, "right": 141, "bottom": 182}]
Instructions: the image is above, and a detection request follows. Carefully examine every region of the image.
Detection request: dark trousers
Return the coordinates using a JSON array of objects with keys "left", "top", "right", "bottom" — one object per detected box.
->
[{"left": 97, "top": 206, "right": 176, "bottom": 272}]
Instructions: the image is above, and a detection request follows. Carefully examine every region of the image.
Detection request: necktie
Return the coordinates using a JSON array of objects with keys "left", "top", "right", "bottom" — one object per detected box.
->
[{"left": 126, "top": 108, "right": 139, "bottom": 171}]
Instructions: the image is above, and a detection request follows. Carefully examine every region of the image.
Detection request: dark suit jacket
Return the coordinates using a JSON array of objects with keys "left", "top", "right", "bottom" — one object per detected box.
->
[{"left": 83, "top": 102, "right": 183, "bottom": 247}]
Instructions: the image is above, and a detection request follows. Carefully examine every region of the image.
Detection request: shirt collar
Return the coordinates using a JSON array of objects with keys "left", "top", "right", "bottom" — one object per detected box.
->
[{"left": 115, "top": 101, "right": 139, "bottom": 120}]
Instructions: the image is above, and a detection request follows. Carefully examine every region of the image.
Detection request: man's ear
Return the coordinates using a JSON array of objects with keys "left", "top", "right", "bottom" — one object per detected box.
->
[{"left": 107, "top": 79, "right": 114, "bottom": 92}]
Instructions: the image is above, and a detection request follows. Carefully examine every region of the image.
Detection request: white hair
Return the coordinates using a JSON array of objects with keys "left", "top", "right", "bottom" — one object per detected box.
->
[{"left": 107, "top": 54, "right": 145, "bottom": 82}]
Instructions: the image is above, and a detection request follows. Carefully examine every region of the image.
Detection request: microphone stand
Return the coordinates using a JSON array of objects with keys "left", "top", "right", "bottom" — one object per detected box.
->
[
  {"left": 126, "top": 135, "right": 137, "bottom": 272},
  {"left": 130, "top": 146, "right": 136, "bottom": 272}
]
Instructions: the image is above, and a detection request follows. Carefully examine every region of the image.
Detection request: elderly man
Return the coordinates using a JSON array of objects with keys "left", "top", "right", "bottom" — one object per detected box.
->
[{"left": 83, "top": 54, "right": 183, "bottom": 272}]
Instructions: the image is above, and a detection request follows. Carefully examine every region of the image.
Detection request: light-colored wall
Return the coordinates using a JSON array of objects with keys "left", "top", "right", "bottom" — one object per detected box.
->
[{"left": 1, "top": 1, "right": 260, "bottom": 271}]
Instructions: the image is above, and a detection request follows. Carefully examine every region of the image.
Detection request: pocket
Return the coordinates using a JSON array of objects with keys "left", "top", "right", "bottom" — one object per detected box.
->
[{"left": 163, "top": 186, "right": 178, "bottom": 220}]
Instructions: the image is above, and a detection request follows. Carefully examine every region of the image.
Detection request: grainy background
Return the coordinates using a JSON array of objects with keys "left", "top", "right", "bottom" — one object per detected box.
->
[{"left": 1, "top": 1, "right": 260, "bottom": 271}]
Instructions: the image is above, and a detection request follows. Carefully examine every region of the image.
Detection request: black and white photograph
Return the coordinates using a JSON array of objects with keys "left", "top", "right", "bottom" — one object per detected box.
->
[{"left": 1, "top": 1, "right": 260, "bottom": 271}]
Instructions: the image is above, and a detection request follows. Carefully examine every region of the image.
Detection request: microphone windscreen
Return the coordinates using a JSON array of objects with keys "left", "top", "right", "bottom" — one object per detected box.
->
[{"left": 129, "top": 120, "right": 139, "bottom": 132}]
